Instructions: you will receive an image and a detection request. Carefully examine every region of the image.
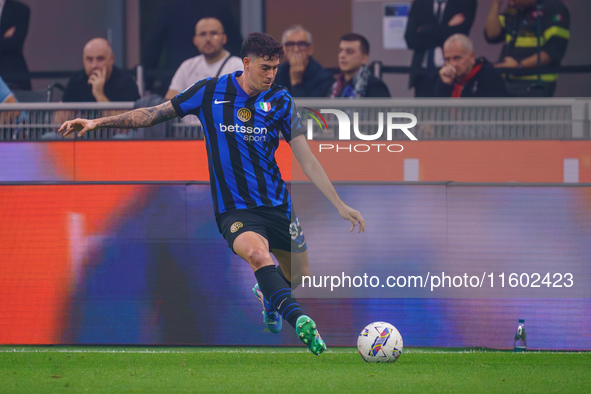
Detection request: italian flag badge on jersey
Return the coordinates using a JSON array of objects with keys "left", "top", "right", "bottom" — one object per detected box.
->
[{"left": 260, "top": 102, "right": 271, "bottom": 112}]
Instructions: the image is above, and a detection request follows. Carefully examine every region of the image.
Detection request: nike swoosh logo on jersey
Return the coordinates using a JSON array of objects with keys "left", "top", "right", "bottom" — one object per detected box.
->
[{"left": 214, "top": 99, "right": 231, "bottom": 104}]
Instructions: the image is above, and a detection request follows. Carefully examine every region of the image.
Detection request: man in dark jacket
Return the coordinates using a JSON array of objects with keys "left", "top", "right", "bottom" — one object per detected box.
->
[
  {"left": 0, "top": 0, "right": 31, "bottom": 90},
  {"left": 275, "top": 25, "right": 334, "bottom": 97},
  {"left": 435, "top": 34, "right": 507, "bottom": 97},
  {"left": 404, "top": 0, "right": 477, "bottom": 97},
  {"left": 62, "top": 38, "right": 139, "bottom": 103}
]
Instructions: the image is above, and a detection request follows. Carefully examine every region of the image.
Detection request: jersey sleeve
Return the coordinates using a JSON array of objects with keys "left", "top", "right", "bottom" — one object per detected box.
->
[
  {"left": 280, "top": 95, "right": 306, "bottom": 142},
  {"left": 170, "top": 78, "right": 209, "bottom": 118},
  {"left": 541, "top": 2, "right": 570, "bottom": 64}
]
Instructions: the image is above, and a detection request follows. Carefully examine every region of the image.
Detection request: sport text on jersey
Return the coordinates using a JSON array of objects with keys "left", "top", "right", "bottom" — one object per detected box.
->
[{"left": 218, "top": 123, "right": 269, "bottom": 142}]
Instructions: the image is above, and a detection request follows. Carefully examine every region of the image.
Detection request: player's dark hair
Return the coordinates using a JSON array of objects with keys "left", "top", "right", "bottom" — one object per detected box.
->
[
  {"left": 340, "top": 32, "right": 370, "bottom": 55},
  {"left": 240, "top": 32, "right": 284, "bottom": 60}
]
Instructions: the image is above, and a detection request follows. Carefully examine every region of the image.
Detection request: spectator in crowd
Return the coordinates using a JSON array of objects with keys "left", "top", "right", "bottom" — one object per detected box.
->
[
  {"left": 0, "top": 74, "right": 15, "bottom": 103},
  {"left": 485, "top": 0, "right": 570, "bottom": 97},
  {"left": 274, "top": 25, "right": 334, "bottom": 97},
  {"left": 142, "top": 0, "right": 242, "bottom": 96},
  {"left": 435, "top": 34, "right": 507, "bottom": 97},
  {"left": 328, "top": 33, "right": 390, "bottom": 98},
  {"left": 404, "top": 0, "right": 477, "bottom": 97},
  {"left": 62, "top": 38, "right": 139, "bottom": 103},
  {"left": 0, "top": 0, "right": 31, "bottom": 90},
  {"left": 164, "top": 17, "right": 242, "bottom": 100},
  {"left": 54, "top": 38, "right": 140, "bottom": 137},
  {"left": 0, "top": 74, "right": 19, "bottom": 124}
]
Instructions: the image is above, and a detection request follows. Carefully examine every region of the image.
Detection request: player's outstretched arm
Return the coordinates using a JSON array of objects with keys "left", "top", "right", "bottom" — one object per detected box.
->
[
  {"left": 58, "top": 101, "right": 178, "bottom": 137},
  {"left": 290, "top": 134, "right": 366, "bottom": 233}
]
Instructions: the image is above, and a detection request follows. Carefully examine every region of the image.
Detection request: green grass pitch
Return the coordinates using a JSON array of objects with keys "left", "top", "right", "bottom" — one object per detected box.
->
[{"left": 1, "top": 346, "right": 589, "bottom": 393}]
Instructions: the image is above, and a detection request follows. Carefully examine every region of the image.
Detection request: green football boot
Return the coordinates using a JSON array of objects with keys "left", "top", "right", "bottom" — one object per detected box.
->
[{"left": 295, "top": 315, "right": 327, "bottom": 355}]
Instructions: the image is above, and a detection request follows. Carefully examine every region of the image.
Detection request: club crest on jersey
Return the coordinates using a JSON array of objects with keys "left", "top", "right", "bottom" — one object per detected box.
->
[
  {"left": 260, "top": 102, "right": 271, "bottom": 112},
  {"left": 230, "top": 222, "right": 243, "bottom": 233},
  {"left": 237, "top": 108, "right": 251, "bottom": 122}
]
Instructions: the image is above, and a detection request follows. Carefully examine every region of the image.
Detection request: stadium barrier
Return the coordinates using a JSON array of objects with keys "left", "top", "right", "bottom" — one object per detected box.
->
[
  {"left": 0, "top": 181, "right": 589, "bottom": 349},
  {"left": 0, "top": 102, "right": 202, "bottom": 141},
  {"left": 299, "top": 98, "right": 590, "bottom": 140},
  {"left": 0, "top": 98, "right": 590, "bottom": 141},
  {"left": 1, "top": 140, "right": 590, "bottom": 183}
]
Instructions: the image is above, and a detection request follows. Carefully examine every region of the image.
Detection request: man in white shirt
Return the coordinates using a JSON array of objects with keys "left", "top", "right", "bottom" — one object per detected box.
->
[{"left": 164, "top": 17, "right": 243, "bottom": 100}]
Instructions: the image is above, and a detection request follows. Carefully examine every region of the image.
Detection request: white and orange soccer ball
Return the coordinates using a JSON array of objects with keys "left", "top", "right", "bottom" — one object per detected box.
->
[{"left": 357, "top": 321, "right": 403, "bottom": 363}]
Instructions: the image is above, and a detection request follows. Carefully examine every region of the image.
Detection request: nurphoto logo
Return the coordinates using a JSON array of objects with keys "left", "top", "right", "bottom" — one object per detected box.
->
[{"left": 304, "top": 108, "right": 418, "bottom": 153}]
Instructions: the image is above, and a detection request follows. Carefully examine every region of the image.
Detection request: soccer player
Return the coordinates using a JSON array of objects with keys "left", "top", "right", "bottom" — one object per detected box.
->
[{"left": 59, "top": 32, "right": 365, "bottom": 356}]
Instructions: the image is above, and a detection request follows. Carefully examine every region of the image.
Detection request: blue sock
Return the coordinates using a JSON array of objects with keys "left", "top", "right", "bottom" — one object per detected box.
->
[{"left": 254, "top": 265, "right": 302, "bottom": 328}]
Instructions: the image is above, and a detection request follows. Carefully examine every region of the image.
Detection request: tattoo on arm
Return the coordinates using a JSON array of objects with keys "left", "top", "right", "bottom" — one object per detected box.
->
[{"left": 96, "top": 101, "right": 177, "bottom": 129}]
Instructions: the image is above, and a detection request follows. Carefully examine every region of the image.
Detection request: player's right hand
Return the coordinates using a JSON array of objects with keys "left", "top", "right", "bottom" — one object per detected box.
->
[{"left": 58, "top": 118, "right": 98, "bottom": 137}]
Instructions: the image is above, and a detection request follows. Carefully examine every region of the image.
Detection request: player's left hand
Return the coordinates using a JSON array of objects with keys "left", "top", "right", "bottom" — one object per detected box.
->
[{"left": 338, "top": 204, "right": 366, "bottom": 233}]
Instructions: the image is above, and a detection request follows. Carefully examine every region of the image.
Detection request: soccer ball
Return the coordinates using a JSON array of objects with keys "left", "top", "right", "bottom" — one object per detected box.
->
[{"left": 357, "top": 321, "right": 403, "bottom": 363}]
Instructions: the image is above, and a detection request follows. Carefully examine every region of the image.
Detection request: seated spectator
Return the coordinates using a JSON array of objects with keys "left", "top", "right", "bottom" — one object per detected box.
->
[
  {"left": 164, "top": 17, "right": 242, "bottom": 100},
  {"left": 328, "top": 33, "right": 390, "bottom": 98},
  {"left": 0, "top": 75, "right": 20, "bottom": 123},
  {"left": 274, "top": 25, "right": 334, "bottom": 97},
  {"left": 404, "top": 0, "right": 477, "bottom": 97},
  {"left": 62, "top": 38, "right": 140, "bottom": 102},
  {"left": 484, "top": 0, "right": 570, "bottom": 97},
  {"left": 434, "top": 34, "right": 507, "bottom": 97}
]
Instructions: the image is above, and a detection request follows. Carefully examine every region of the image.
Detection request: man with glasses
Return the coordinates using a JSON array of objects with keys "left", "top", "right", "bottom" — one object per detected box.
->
[
  {"left": 164, "top": 17, "right": 243, "bottom": 100},
  {"left": 275, "top": 25, "right": 334, "bottom": 97}
]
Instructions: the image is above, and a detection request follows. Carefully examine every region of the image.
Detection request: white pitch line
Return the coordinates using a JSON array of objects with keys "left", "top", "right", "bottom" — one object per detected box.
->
[{"left": 0, "top": 348, "right": 585, "bottom": 355}]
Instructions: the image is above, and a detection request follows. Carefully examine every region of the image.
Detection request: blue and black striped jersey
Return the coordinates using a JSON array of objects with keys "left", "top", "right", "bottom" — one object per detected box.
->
[{"left": 171, "top": 71, "right": 306, "bottom": 216}]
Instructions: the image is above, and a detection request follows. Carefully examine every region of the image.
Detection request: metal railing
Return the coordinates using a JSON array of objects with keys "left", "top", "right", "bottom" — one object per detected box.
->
[
  {"left": 297, "top": 98, "right": 590, "bottom": 140},
  {"left": 0, "top": 98, "right": 589, "bottom": 141},
  {"left": 0, "top": 102, "right": 203, "bottom": 140}
]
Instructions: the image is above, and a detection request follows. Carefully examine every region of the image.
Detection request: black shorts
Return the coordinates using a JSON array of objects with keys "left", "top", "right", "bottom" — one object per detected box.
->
[{"left": 216, "top": 203, "right": 307, "bottom": 254}]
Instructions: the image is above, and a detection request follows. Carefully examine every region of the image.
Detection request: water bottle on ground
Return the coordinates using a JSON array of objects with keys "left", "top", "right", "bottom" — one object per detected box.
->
[{"left": 513, "top": 319, "right": 527, "bottom": 352}]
